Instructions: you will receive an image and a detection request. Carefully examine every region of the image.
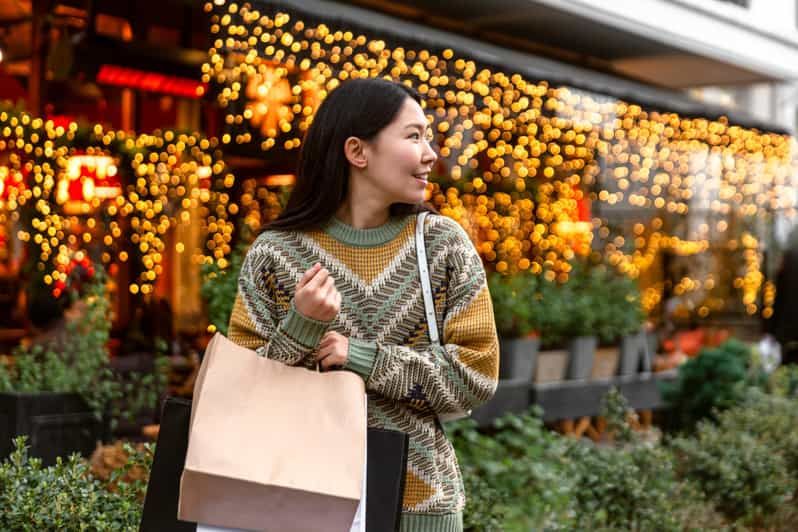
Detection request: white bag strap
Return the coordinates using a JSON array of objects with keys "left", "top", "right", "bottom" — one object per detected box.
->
[
  {"left": 416, "top": 213, "right": 472, "bottom": 422},
  {"left": 416, "top": 212, "right": 440, "bottom": 345}
]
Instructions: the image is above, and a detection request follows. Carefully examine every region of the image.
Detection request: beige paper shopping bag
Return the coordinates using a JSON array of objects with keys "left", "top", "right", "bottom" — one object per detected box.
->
[{"left": 178, "top": 333, "right": 367, "bottom": 531}]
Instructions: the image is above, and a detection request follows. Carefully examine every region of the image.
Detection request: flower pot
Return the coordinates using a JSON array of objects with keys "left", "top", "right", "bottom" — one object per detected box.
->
[
  {"left": 567, "top": 336, "right": 597, "bottom": 380},
  {"left": 0, "top": 392, "right": 107, "bottom": 466},
  {"left": 618, "top": 331, "right": 644, "bottom": 375},
  {"left": 643, "top": 330, "right": 658, "bottom": 371},
  {"left": 499, "top": 337, "right": 539, "bottom": 381},
  {"left": 591, "top": 346, "right": 620, "bottom": 379},
  {"left": 534, "top": 349, "right": 569, "bottom": 383}
]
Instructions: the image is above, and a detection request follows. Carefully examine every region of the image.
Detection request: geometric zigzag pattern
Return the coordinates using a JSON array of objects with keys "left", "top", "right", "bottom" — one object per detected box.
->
[{"left": 227, "top": 213, "right": 499, "bottom": 519}]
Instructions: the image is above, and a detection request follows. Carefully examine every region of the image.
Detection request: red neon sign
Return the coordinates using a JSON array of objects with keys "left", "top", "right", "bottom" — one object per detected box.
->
[{"left": 97, "top": 65, "right": 207, "bottom": 99}]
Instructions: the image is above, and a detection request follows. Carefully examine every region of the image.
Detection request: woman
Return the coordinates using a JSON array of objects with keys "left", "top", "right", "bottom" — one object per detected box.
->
[{"left": 227, "top": 77, "right": 499, "bottom": 532}]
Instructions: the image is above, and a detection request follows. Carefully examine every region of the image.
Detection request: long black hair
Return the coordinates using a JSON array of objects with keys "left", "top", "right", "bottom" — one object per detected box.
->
[{"left": 264, "top": 77, "right": 435, "bottom": 232}]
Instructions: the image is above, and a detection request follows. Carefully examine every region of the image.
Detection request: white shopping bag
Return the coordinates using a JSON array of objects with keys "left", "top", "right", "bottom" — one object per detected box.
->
[{"left": 197, "top": 395, "right": 368, "bottom": 532}]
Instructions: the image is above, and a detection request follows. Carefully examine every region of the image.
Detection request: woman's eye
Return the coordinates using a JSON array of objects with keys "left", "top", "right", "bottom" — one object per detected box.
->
[{"left": 409, "top": 132, "right": 421, "bottom": 140}]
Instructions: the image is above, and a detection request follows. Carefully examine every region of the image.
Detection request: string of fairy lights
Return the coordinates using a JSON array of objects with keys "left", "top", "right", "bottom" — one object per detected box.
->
[
  {"left": 0, "top": 109, "right": 235, "bottom": 296},
  {"left": 202, "top": 0, "right": 798, "bottom": 318},
  {"left": 0, "top": 1, "right": 795, "bottom": 322}
]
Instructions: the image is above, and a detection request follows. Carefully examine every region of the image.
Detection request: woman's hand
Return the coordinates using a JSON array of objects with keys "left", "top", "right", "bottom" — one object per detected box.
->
[
  {"left": 315, "top": 331, "right": 349, "bottom": 371},
  {"left": 294, "top": 263, "right": 341, "bottom": 322}
]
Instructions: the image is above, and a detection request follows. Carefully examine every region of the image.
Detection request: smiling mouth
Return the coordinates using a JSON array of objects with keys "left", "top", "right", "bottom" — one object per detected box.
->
[{"left": 413, "top": 172, "right": 429, "bottom": 182}]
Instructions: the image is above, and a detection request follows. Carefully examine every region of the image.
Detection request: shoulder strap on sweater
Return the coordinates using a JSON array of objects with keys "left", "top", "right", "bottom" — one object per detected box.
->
[{"left": 416, "top": 212, "right": 440, "bottom": 345}]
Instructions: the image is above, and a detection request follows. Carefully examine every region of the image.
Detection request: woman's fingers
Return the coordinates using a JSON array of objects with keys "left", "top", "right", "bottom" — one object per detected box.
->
[
  {"left": 297, "top": 263, "right": 321, "bottom": 290},
  {"left": 320, "top": 276, "right": 336, "bottom": 299},
  {"left": 305, "top": 267, "right": 329, "bottom": 291},
  {"left": 319, "top": 352, "right": 345, "bottom": 370}
]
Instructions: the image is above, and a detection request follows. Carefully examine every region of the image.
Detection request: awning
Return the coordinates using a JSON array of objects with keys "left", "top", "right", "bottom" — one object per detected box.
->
[{"left": 255, "top": 0, "right": 790, "bottom": 134}]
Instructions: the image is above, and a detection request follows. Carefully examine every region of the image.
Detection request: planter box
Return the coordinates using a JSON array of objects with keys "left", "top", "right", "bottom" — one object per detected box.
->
[
  {"left": 472, "top": 378, "right": 531, "bottom": 427},
  {"left": 530, "top": 370, "right": 678, "bottom": 422},
  {"left": 592, "top": 346, "right": 620, "bottom": 379},
  {"left": 534, "top": 349, "right": 569, "bottom": 383},
  {"left": 567, "top": 336, "right": 597, "bottom": 380},
  {"left": 0, "top": 392, "right": 106, "bottom": 466},
  {"left": 499, "top": 337, "right": 539, "bottom": 381}
]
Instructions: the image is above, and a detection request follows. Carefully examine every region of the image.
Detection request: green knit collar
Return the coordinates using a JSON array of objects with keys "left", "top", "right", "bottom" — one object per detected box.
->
[{"left": 323, "top": 214, "right": 411, "bottom": 247}]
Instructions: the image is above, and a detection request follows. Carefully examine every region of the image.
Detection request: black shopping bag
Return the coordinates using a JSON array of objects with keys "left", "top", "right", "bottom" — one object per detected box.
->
[
  {"left": 139, "top": 396, "right": 409, "bottom": 532},
  {"left": 139, "top": 397, "right": 195, "bottom": 532}
]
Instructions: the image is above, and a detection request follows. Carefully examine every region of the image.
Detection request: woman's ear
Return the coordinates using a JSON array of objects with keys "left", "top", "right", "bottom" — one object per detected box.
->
[{"left": 344, "top": 136, "right": 368, "bottom": 169}]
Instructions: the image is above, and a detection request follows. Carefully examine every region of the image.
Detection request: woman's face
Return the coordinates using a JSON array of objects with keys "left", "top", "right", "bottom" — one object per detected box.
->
[{"left": 361, "top": 97, "right": 438, "bottom": 206}]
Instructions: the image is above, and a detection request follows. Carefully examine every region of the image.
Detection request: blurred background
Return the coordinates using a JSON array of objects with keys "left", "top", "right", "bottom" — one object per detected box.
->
[{"left": 0, "top": 0, "right": 796, "bottom": 429}]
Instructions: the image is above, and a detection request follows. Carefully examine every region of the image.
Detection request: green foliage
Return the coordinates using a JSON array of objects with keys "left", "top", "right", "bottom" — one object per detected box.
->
[
  {"left": 670, "top": 416, "right": 795, "bottom": 525},
  {"left": 488, "top": 271, "right": 539, "bottom": 338},
  {"left": 660, "top": 339, "right": 751, "bottom": 433},
  {"left": 591, "top": 269, "right": 645, "bottom": 344},
  {"left": 447, "top": 409, "right": 575, "bottom": 530},
  {"left": 565, "top": 440, "right": 688, "bottom": 531},
  {"left": 713, "top": 388, "right": 798, "bottom": 484},
  {"left": 450, "top": 398, "right": 729, "bottom": 531},
  {"left": 767, "top": 364, "right": 798, "bottom": 398},
  {"left": 488, "top": 261, "right": 644, "bottom": 347},
  {"left": 0, "top": 436, "right": 152, "bottom": 531},
  {"left": 600, "top": 387, "right": 635, "bottom": 444},
  {"left": 200, "top": 244, "right": 246, "bottom": 335},
  {"left": 0, "top": 271, "right": 168, "bottom": 429}
]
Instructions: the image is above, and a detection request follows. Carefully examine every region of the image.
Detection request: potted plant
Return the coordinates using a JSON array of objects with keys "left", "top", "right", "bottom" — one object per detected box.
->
[
  {"left": 561, "top": 264, "right": 599, "bottom": 381},
  {"left": 590, "top": 268, "right": 645, "bottom": 378},
  {"left": 0, "top": 268, "right": 167, "bottom": 465},
  {"left": 614, "top": 277, "right": 646, "bottom": 376},
  {"left": 489, "top": 271, "right": 540, "bottom": 381},
  {"left": 533, "top": 275, "right": 570, "bottom": 383}
]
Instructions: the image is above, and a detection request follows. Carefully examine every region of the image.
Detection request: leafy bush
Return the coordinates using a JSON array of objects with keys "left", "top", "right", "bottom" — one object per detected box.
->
[
  {"left": 448, "top": 409, "right": 575, "bottom": 530},
  {"left": 534, "top": 275, "right": 570, "bottom": 348},
  {"left": 535, "top": 263, "right": 644, "bottom": 347},
  {"left": 560, "top": 388, "right": 711, "bottom": 531},
  {"left": 565, "top": 441, "right": 689, "bottom": 531},
  {"left": 593, "top": 269, "right": 645, "bottom": 344},
  {"left": 767, "top": 363, "right": 798, "bottom": 398},
  {"left": 200, "top": 244, "right": 246, "bottom": 335},
  {"left": 0, "top": 436, "right": 152, "bottom": 531},
  {"left": 713, "top": 388, "right": 798, "bottom": 485},
  {"left": 660, "top": 339, "right": 751, "bottom": 433},
  {"left": 0, "top": 272, "right": 167, "bottom": 429},
  {"left": 669, "top": 416, "right": 795, "bottom": 526}
]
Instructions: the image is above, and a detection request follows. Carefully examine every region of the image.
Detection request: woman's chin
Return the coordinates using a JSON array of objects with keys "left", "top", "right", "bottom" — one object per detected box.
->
[{"left": 399, "top": 193, "right": 426, "bottom": 205}]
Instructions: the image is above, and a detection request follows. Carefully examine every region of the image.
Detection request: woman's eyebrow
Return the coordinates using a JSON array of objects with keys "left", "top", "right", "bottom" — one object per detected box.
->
[{"left": 404, "top": 122, "right": 428, "bottom": 131}]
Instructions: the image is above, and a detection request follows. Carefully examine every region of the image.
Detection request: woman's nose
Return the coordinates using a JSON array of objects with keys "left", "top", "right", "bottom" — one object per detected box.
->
[{"left": 422, "top": 141, "right": 438, "bottom": 164}]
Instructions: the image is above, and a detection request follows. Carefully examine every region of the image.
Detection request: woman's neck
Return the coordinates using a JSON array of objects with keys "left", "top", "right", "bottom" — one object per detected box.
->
[{"left": 335, "top": 200, "right": 391, "bottom": 229}]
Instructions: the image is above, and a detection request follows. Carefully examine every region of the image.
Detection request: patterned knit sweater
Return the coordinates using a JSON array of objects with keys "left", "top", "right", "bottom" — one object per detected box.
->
[{"left": 227, "top": 212, "right": 499, "bottom": 532}]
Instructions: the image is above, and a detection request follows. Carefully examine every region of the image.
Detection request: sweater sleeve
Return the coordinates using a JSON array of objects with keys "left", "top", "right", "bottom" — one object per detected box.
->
[
  {"left": 227, "top": 239, "right": 331, "bottom": 366},
  {"left": 343, "top": 217, "right": 500, "bottom": 416}
]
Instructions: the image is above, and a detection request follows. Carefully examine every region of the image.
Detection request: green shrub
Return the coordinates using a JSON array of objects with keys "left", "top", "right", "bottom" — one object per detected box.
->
[
  {"left": 460, "top": 464, "right": 507, "bottom": 531},
  {"left": 200, "top": 244, "right": 246, "bottom": 335},
  {"left": 0, "top": 436, "right": 151, "bottom": 531},
  {"left": 714, "top": 388, "right": 798, "bottom": 483},
  {"left": 593, "top": 268, "right": 645, "bottom": 344},
  {"left": 448, "top": 409, "right": 575, "bottom": 530},
  {"left": 563, "top": 389, "right": 709, "bottom": 531},
  {"left": 660, "top": 339, "right": 751, "bottom": 433},
  {"left": 0, "top": 272, "right": 167, "bottom": 429},
  {"left": 767, "top": 364, "right": 798, "bottom": 398},
  {"left": 536, "top": 262, "right": 644, "bottom": 346},
  {"left": 669, "top": 416, "right": 795, "bottom": 525},
  {"left": 565, "top": 441, "right": 689, "bottom": 531}
]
